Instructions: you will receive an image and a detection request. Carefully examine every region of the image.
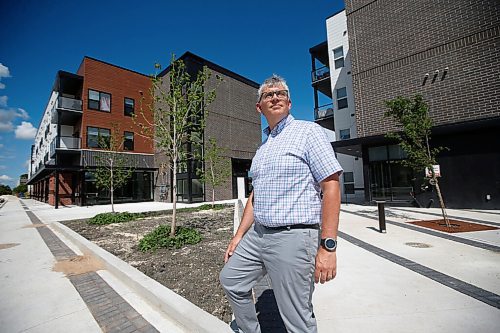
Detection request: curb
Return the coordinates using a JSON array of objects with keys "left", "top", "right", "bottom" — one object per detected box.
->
[{"left": 51, "top": 222, "right": 233, "bottom": 333}]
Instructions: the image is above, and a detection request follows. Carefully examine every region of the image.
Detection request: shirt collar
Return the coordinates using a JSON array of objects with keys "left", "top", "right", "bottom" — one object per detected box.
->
[{"left": 263, "top": 114, "right": 294, "bottom": 137}]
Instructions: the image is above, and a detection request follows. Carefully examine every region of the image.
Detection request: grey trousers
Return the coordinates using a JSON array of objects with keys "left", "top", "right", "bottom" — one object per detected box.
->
[{"left": 219, "top": 223, "right": 319, "bottom": 333}]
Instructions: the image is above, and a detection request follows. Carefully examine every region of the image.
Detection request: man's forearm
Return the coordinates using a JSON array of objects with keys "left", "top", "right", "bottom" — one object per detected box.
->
[
  {"left": 234, "top": 191, "right": 255, "bottom": 238},
  {"left": 321, "top": 174, "right": 341, "bottom": 239}
]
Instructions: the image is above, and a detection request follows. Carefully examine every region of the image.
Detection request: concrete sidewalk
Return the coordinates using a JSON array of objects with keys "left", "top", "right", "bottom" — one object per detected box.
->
[
  {"left": 0, "top": 196, "right": 101, "bottom": 332},
  {"left": 1, "top": 196, "right": 500, "bottom": 332}
]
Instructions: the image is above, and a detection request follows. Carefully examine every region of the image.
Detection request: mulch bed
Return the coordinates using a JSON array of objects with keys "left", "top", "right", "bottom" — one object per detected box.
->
[{"left": 408, "top": 219, "right": 498, "bottom": 233}]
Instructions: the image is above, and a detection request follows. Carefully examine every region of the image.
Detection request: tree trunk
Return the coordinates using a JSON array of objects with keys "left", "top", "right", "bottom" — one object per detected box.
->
[
  {"left": 110, "top": 162, "right": 115, "bottom": 213},
  {"left": 211, "top": 164, "right": 215, "bottom": 209},
  {"left": 434, "top": 177, "right": 450, "bottom": 228},
  {"left": 171, "top": 155, "right": 177, "bottom": 237}
]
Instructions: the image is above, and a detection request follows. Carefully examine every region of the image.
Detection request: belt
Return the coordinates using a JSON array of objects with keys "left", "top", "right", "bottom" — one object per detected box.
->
[{"left": 260, "top": 223, "right": 320, "bottom": 231}]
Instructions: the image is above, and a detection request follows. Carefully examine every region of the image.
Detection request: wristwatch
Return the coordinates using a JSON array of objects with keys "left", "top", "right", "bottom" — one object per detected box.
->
[{"left": 320, "top": 238, "right": 337, "bottom": 252}]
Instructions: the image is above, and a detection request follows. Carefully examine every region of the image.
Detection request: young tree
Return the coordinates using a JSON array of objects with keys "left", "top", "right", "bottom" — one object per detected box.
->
[
  {"left": 196, "top": 137, "right": 231, "bottom": 208},
  {"left": 92, "top": 125, "right": 134, "bottom": 213},
  {"left": 13, "top": 184, "right": 28, "bottom": 195},
  {"left": 384, "top": 95, "right": 450, "bottom": 228},
  {"left": 137, "top": 55, "right": 221, "bottom": 237}
]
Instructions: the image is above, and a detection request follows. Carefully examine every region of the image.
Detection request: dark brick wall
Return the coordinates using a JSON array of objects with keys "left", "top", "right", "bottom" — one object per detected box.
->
[
  {"left": 205, "top": 71, "right": 261, "bottom": 201},
  {"left": 346, "top": 0, "right": 500, "bottom": 138},
  {"left": 153, "top": 64, "right": 260, "bottom": 202}
]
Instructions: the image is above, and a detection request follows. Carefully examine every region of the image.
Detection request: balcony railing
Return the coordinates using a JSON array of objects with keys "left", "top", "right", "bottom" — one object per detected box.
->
[
  {"left": 57, "top": 96, "right": 82, "bottom": 111},
  {"left": 314, "top": 103, "right": 334, "bottom": 120},
  {"left": 311, "top": 66, "right": 330, "bottom": 83},
  {"left": 57, "top": 136, "right": 81, "bottom": 149},
  {"left": 50, "top": 136, "right": 81, "bottom": 157}
]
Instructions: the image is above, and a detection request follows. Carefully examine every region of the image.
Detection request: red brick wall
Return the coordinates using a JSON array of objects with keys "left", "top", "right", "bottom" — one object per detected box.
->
[
  {"left": 46, "top": 172, "right": 74, "bottom": 206},
  {"left": 79, "top": 57, "right": 154, "bottom": 153}
]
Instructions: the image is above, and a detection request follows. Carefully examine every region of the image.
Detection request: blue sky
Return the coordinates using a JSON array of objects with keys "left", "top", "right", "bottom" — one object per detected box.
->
[{"left": 0, "top": 0, "right": 344, "bottom": 188}]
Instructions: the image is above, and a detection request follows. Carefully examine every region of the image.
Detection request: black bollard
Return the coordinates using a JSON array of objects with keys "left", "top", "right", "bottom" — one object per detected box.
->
[{"left": 376, "top": 201, "right": 387, "bottom": 233}]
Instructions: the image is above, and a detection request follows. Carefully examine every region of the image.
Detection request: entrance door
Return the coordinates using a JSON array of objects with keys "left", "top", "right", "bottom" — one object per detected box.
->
[
  {"left": 369, "top": 161, "right": 391, "bottom": 201},
  {"left": 369, "top": 161, "right": 413, "bottom": 202}
]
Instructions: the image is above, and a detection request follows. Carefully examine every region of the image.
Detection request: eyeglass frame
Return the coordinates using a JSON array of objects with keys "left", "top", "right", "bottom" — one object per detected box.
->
[{"left": 259, "top": 89, "right": 289, "bottom": 102}]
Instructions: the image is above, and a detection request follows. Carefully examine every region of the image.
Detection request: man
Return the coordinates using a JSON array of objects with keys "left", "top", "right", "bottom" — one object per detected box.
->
[{"left": 219, "top": 75, "right": 342, "bottom": 333}]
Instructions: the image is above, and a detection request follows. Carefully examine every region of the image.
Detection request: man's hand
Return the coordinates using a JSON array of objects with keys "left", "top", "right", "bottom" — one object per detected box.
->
[
  {"left": 314, "top": 248, "right": 337, "bottom": 284},
  {"left": 224, "top": 235, "right": 242, "bottom": 263}
]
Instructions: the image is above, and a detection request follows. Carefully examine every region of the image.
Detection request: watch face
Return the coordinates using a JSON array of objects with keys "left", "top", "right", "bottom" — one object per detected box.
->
[{"left": 325, "top": 239, "right": 336, "bottom": 249}]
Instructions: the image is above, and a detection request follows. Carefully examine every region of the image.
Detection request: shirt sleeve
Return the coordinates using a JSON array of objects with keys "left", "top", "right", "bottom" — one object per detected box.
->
[{"left": 305, "top": 124, "right": 343, "bottom": 183}]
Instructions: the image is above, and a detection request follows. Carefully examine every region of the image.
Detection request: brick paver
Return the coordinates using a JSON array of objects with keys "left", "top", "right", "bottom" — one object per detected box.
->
[{"left": 21, "top": 202, "right": 159, "bottom": 333}]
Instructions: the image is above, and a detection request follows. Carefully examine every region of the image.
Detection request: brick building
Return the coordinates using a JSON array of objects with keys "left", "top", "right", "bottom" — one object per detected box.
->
[
  {"left": 331, "top": 0, "right": 500, "bottom": 208},
  {"left": 27, "top": 53, "right": 261, "bottom": 207},
  {"left": 28, "top": 57, "right": 155, "bottom": 207},
  {"left": 154, "top": 52, "right": 261, "bottom": 203}
]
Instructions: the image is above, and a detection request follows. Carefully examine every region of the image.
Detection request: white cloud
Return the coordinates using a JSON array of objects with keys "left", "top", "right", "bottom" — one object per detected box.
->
[
  {"left": 0, "top": 96, "right": 7, "bottom": 107},
  {"left": 0, "top": 64, "right": 9, "bottom": 78},
  {"left": 0, "top": 122, "right": 13, "bottom": 132},
  {"left": 0, "top": 63, "right": 10, "bottom": 90},
  {"left": 0, "top": 107, "right": 30, "bottom": 132},
  {"left": 15, "top": 121, "right": 37, "bottom": 139},
  {"left": 0, "top": 174, "right": 13, "bottom": 181}
]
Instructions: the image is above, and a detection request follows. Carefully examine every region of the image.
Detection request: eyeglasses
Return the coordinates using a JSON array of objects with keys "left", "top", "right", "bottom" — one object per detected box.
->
[{"left": 260, "top": 89, "right": 289, "bottom": 101}]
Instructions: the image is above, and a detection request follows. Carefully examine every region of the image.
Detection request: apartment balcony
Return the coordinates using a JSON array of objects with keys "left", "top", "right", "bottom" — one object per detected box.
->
[
  {"left": 310, "top": 41, "right": 332, "bottom": 98},
  {"left": 51, "top": 70, "right": 84, "bottom": 125},
  {"left": 51, "top": 96, "right": 83, "bottom": 125},
  {"left": 311, "top": 66, "right": 330, "bottom": 83},
  {"left": 314, "top": 103, "right": 335, "bottom": 131},
  {"left": 50, "top": 136, "right": 81, "bottom": 157},
  {"left": 58, "top": 96, "right": 82, "bottom": 111},
  {"left": 314, "top": 103, "right": 334, "bottom": 120}
]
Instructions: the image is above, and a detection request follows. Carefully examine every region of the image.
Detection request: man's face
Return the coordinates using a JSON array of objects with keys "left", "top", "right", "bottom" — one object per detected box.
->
[{"left": 256, "top": 85, "right": 292, "bottom": 121}]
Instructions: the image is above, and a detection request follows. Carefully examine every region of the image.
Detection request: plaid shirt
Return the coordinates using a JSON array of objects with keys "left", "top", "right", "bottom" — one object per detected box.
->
[{"left": 251, "top": 114, "right": 343, "bottom": 227}]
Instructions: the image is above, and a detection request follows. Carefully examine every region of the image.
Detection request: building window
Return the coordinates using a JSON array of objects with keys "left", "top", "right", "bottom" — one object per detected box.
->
[
  {"left": 124, "top": 131, "right": 134, "bottom": 150},
  {"left": 333, "top": 46, "right": 344, "bottom": 69},
  {"left": 87, "top": 127, "right": 110, "bottom": 148},
  {"left": 124, "top": 98, "right": 134, "bottom": 116},
  {"left": 337, "top": 87, "right": 348, "bottom": 109},
  {"left": 343, "top": 172, "right": 355, "bottom": 194},
  {"left": 88, "top": 89, "right": 111, "bottom": 112},
  {"left": 339, "top": 129, "right": 351, "bottom": 140}
]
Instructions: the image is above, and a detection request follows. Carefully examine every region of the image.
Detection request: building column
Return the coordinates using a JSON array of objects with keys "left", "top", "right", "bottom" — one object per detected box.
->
[{"left": 55, "top": 171, "right": 59, "bottom": 209}]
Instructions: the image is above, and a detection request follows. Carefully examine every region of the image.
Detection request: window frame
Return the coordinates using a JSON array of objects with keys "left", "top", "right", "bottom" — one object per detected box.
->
[
  {"left": 343, "top": 171, "right": 355, "bottom": 194},
  {"left": 123, "top": 131, "right": 134, "bottom": 151},
  {"left": 88, "top": 89, "right": 112, "bottom": 112},
  {"left": 336, "top": 87, "right": 348, "bottom": 110},
  {"left": 87, "top": 126, "right": 111, "bottom": 148},
  {"left": 339, "top": 128, "right": 351, "bottom": 140},
  {"left": 124, "top": 97, "right": 135, "bottom": 117},
  {"left": 333, "top": 46, "right": 344, "bottom": 69}
]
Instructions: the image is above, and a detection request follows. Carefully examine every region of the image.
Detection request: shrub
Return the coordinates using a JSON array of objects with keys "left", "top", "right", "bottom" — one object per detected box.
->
[
  {"left": 139, "top": 225, "right": 202, "bottom": 252},
  {"left": 177, "top": 204, "right": 226, "bottom": 213},
  {"left": 88, "top": 212, "right": 144, "bottom": 225}
]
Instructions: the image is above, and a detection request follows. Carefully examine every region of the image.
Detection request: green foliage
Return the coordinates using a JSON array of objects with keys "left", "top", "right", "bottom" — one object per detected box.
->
[
  {"left": 13, "top": 184, "right": 28, "bottom": 194},
  {"left": 136, "top": 54, "right": 223, "bottom": 236},
  {"left": 0, "top": 184, "right": 12, "bottom": 195},
  {"left": 138, "top": 225, "right": 202, "bottom": 252},
  {"left": 177, "top": 203, "right": 227, "bottom": 213},
  {"left": 384, "top": 95, "right": 447, "bottom": 174},
  {"left": 92, "top": 124, "right": 134, "bottom": 212},
  {"left": 88, "top": 211, "right": 144, "bottom": 225},
  {"left": 196, "top": 137, "right": 231, "bottom": 187}
]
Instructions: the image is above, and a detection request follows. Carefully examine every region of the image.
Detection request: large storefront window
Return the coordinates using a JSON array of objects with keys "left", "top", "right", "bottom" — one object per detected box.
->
[
  {"left": 368, "top": 145, "right": 413, "bottom": 202},
  {"left": 84, "top": 171, "right": 153, "bottom": 205}
]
